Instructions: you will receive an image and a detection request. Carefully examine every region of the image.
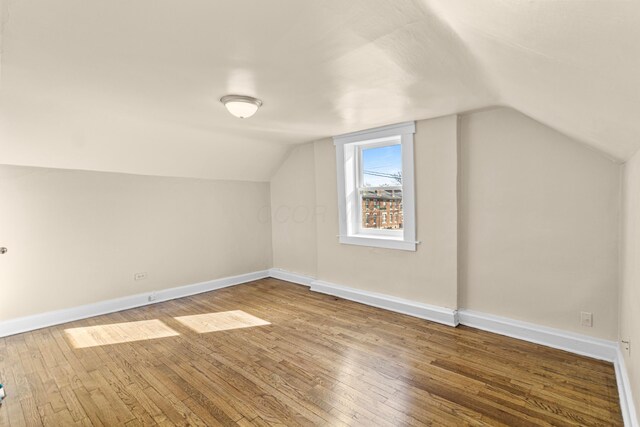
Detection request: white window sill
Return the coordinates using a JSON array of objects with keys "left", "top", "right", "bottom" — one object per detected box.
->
[{"left": 338, "top": 234, "right": 417, "bottom": 251}]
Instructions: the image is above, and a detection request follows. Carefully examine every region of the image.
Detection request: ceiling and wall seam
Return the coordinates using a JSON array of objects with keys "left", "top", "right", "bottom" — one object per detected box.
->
[{"left": 0, "top": 1, "right": 638, "bottom": 180}]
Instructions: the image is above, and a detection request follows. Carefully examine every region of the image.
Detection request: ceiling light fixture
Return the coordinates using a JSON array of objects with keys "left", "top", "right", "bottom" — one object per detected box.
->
[{"left": 220, "top": 95, "right": 263, "bottom": 119}]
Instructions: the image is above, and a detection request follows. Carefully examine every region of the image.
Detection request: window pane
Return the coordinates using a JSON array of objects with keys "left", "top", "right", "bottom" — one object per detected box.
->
[
  {"left": 361, "top": 144, "right": 402, "bottom": 187},
  {"left": 360, "top": 189, "right": 403, "bottom": 230}
]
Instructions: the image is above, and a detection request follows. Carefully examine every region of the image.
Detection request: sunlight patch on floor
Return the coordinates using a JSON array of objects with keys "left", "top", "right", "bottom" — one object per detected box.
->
[
  {"left": 174, "top": 310, "right": 270, "bottom": 333},
  {"left": 65, "top": 319, "right": 180, "bottom": 348}
]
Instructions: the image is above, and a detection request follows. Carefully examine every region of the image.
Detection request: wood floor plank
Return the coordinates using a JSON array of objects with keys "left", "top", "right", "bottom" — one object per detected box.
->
[{"left": 0, "top": 278, "right": 624, "bottom": 426}]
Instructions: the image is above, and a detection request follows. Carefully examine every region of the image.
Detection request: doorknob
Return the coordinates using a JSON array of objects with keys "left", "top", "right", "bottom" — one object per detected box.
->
[{"left": 0, "top": 247, "right": 7, "bottom": 254}]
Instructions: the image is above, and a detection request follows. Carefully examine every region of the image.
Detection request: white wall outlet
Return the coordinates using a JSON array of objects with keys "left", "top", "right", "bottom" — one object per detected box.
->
[
  {"left": 622, "top": 339, "right": 631, "bottom": 355},
  {"left": 580, "top": 311, "right": 593, "bottom": 327},
  {"left": 148, "top": 292, "right": 158, "bottom": 302},
  {"left": 134, "top": 272, "right": 147, "bottom": 281}
]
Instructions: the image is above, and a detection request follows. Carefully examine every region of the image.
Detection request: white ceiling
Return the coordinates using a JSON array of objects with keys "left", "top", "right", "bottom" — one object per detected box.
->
[
  {"left": 429, "top": 0, "right": 640, "bottom": 162},
  {"left": 0, "top": 0, "right": 638, "bottom": 181}
]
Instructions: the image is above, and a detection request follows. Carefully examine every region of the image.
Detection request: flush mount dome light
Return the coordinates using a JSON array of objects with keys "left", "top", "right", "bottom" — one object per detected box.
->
[{"left": 220, "top": 95, "right": 263, "bottom": 118}]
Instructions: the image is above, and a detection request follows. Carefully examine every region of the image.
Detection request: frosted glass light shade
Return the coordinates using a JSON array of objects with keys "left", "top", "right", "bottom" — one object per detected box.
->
[{"left": 220, "top": 95, "right": 262, "bottom": 118}]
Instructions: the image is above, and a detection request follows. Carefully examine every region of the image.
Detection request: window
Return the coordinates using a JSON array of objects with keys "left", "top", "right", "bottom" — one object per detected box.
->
[{"left": 334, "top": 122, "right": 417, "bottom": 251}]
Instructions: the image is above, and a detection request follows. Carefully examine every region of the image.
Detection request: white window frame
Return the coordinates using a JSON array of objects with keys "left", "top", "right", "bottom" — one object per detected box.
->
[{"left": 334, "top": 121, "right": 417, "bottom": 251}]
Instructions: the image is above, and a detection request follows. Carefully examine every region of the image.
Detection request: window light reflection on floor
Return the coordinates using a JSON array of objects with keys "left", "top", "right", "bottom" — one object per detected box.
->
[
  {"left": 174, "top": 310, "right": 270, "bottom": 333},
  {"left": 65, "top": 319, "right": 180, "bottom": 348}
]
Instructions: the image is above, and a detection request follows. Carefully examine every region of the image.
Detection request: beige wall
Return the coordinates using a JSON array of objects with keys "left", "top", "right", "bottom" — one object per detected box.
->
[
  {"left": 621, "top": 150, "right": 640, "bottom": 417},
  {"left": 271, "top": 108, "right": 621, "bottom": 340},
  {"left": 0, "top": 165, "right": 272, "bottom": 321},
  {"left": 314, "top": 115, "right": 459, "bottom": 309},
  {"left": 459, "top": 108, "right": 620, "bottom": 340},
  {"left": 270, "top": 144, "right": 318, "bottom": 277},
  {"left": 271, "top": 115, "right": 459, "bottom": 309}
]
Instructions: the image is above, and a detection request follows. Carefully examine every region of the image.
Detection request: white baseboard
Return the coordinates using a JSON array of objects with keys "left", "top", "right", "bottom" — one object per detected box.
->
[
  {"left": 270, "top": 268, "right": 459, "bottom": 327},
  {"left": 458, "top": 309, "right": 618, "bottom": 362},
  {"left": 268, "top": 268, "right": 314, "bottom": 286},
  {"left": 0, "top": 270, "right": 270, "bottom": 338},
  {"left": 1, "top": 266, "right": 636, "bottom": 425},
  {"left": 615, "top": 348, "right": 639, "bottom": 427},
  {"left": 309, "top": 279, "right": 459, "bottom": 327},
  {"left": 458, "top": 309, "right": 637, "bottom": 426}
]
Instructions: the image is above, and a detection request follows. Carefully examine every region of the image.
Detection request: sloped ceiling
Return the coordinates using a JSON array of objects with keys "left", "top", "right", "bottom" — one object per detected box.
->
[
  {"left": 0, "top": 0, "right": 638, "bottom": 181},
  {"left": 428, "top": 0, "right": 640, "bottom": 162}
]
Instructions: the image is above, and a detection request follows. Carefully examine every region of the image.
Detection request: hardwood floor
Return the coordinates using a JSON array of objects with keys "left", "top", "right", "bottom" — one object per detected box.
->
[{"left": 0, "top": 278, "right": 622, "bottom": 426}]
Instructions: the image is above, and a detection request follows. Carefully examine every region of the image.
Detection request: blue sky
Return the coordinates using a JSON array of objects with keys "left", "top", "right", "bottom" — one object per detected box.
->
[{"left": 362, "top": 144, "right": 402, "bottom": 187}]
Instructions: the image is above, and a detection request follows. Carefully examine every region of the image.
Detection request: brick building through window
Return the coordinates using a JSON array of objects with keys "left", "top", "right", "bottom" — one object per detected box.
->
[{"left": 361, "top": 189, "right": 403, "bottom": 229}]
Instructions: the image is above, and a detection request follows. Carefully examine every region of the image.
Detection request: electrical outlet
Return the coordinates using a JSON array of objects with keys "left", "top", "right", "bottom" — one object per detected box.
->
[
  {"left": 134, "top": 272, "right": 147, "bottom": 281},
  {"left": 622, "top": 339, "right": 631, "bottom": 355},
  {"left": 580, "top": 311, "right": 593, "bottom": 327},
  {"left": 148, "top": 292, "right": 158, "bottom": 302}
]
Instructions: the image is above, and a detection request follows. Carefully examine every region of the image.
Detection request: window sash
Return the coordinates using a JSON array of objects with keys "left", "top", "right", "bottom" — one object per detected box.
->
[
  {"left": 355, "top": 141, "right": 403, "bottom": 236},
  {"left": 334, "top": 121, "right": 416, "bottom": 251}
]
